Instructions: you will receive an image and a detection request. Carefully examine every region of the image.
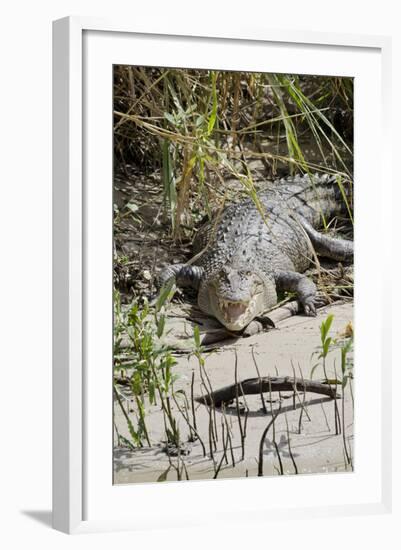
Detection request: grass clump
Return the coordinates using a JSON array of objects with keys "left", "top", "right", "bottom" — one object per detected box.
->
[{"left": 114, "top": 67, "right": 353, "bottom": 240}]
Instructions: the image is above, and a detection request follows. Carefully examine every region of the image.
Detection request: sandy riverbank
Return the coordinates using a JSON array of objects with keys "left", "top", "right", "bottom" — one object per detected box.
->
[{"left": 114, "top": 302, "right": 353, "bottom": 484}]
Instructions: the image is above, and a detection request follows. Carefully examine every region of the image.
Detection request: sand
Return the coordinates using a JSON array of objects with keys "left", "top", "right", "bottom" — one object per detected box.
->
[{"left": 114, "top": 301, "right": 353, "bottom": 484}]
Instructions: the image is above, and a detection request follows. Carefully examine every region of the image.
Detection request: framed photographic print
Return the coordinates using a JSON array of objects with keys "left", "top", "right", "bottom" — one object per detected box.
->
[{"left": 53, "top": 17, "right": 392, "bottom": 534}]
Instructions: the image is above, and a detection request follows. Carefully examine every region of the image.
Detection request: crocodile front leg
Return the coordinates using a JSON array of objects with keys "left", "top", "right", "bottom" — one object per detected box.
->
[
  {"left": 275, "top": 270, "right": 317, "bottom": 316},
  {"left": 158, "top": 263, "right": 204, "bottom": 290}
]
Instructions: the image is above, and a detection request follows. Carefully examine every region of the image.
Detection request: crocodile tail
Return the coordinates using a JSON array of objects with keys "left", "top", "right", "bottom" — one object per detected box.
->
[{"left": 271, "top": 172, "right": 353, "bottom": 227}]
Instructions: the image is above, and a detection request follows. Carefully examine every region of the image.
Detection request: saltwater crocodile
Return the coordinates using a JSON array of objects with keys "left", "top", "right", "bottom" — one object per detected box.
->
[{"left": 160, "top": 173, "right": 353, "bottom": 332}]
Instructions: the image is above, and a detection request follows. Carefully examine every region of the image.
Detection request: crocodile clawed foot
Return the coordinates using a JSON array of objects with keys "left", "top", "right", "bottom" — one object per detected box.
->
[{"left": 302, "top": 297, "right": 317, "bottom": 317}]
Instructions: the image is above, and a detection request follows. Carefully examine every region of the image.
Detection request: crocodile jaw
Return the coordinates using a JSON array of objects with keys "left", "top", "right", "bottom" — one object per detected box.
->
[
  {"left": 215, "top": 295, "right": 261, "bottom": 331},
  {"left": 198, "top": 282, "right": 273, "bottom": 331}
]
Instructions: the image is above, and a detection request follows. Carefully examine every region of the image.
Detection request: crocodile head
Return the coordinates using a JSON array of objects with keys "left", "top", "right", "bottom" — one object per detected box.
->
[{"left": 198, "top": 266, "right": 277, "bottom": 331}]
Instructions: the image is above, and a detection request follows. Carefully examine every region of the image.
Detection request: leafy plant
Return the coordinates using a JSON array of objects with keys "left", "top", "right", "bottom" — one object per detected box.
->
[
  {"left": 113, "top": 289, "right": 181, "bottom": 448},
  {"left": 311, "top": 314, "right": 354, "bottom": 384}
]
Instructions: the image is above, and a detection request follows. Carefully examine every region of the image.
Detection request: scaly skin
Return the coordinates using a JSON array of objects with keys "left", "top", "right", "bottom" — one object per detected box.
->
[{"left": 159, "top": 173, "right": 353, "bottom": 331}]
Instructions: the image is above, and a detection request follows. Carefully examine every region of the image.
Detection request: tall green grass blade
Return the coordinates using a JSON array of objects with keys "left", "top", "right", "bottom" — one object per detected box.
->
[
  {"left": 162, "top": 139, "right": 176, "bottom": 229},
  {"left": 336, "top": 175, "right": 354, "bottom": 225},
  {"left": 207, "top": 71, "right": 218, "bottom": 136}
]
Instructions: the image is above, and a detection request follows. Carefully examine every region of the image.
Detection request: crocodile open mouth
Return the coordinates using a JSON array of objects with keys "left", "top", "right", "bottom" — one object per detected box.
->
[
  {"left": 215, "top": 296, "right": 258, "bottom": 330},
  {"left": 218, "top": 298, "right": 249, "bottom": 320},
  {"left": 204, "top": 285, "right": 265, "bottom": 331}
]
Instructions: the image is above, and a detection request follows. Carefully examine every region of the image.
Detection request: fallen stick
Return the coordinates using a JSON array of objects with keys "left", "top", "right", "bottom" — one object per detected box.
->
[{"left": 196, "top": 376, "right": 340, "bottom": 407}]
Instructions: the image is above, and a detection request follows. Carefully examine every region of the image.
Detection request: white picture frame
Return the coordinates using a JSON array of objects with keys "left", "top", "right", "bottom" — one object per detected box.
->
[{"left": 52, "top": 16, "right": 393, "bottom": 534}]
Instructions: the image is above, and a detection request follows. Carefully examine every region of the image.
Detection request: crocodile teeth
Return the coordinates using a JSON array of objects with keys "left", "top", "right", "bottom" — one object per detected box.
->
[
  {"left": 218, "top": 300, "right": 247, "bottom": 317},
  {"left": 218, "top": 298, "right": 255, "bottom": 322}
]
